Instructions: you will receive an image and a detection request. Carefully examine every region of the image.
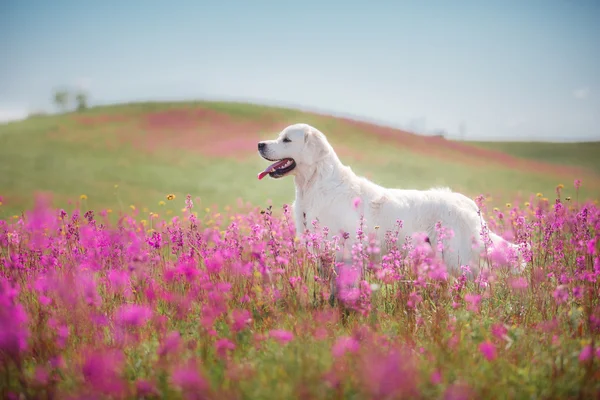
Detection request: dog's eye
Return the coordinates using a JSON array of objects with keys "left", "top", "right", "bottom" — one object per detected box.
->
[{"left": 283, "top": 137, "right": 292, "bottom": 143}]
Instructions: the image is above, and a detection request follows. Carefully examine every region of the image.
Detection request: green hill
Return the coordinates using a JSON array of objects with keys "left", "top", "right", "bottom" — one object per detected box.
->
[{"left": 1, "top": 101, "right": 598, "bottom": 218}]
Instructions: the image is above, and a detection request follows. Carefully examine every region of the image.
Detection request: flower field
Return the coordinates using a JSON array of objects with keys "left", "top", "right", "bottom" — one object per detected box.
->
[{"left": 1, "top": 180, "right": 599, "bottom": 399}]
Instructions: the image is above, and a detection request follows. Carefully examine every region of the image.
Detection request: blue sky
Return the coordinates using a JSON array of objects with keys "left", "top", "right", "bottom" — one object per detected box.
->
[{"left": 1, "top": 0, "right": 599, "bottom": 141}]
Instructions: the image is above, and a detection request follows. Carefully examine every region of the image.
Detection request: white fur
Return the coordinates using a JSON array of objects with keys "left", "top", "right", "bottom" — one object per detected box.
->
[{"left": 258, "top": 123, "right": 525, "bottom": 275}]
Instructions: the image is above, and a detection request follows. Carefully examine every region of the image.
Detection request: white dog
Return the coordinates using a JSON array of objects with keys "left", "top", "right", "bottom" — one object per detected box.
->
[{"left": 257, "top": 123, "right": 525, "bottom": 276}]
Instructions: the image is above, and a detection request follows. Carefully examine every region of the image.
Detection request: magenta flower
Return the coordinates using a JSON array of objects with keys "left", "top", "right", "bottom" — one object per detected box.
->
[
  {"left": 171, "top": 360, "right": 208, "bottom": 397},
  {"left": 215, "top": 338, "right": 236, "bottom": 359},
  {"left": 231, "top": 309, "right": 252, "bottom": 333},
  {"left": 478, "top": 340, "right": 497, "bottom": 361},
  {"left": 464, "top": 293, "right": 482, "bottom": 313},
  {"left": 579, "top": 344, "right": 593, "bottom": 363},
  {"left": 269, "top": 329, "right": 294, "bottom": 344},
  {"left": 158, "top": 330, "right": 181, "bottom": 357},
  {"left": 81, "top": 349, "right": 126, "bottom": 396},
  {"left": 332, "top": 336, "right": 360, "bottom": 358},
  {"left": 115, "top": 304, "right": 153, "bottom": 328},
  {"left": 552, "top": 285, "right": 569, "bottom": 305}
]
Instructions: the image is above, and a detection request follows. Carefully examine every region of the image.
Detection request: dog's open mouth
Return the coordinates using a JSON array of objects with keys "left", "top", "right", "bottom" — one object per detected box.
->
[{"left": 257, "top": 158, "right": 296, "bottom": 180}]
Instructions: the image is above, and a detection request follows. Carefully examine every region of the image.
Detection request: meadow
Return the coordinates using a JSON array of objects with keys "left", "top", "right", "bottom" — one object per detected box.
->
[{"left": 1, "top": 102, "right": 600, "bottom": 399}]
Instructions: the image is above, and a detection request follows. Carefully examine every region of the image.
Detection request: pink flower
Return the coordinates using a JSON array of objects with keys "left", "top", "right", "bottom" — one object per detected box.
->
[
  {"left": 430, "top": 370, "right": 442, "bottom": 385},
  {"left": 171, "top": 360, "right": 208, "bottom": 396},
  {"left": 574, "top": 179, "right": 581, "bottom": 189},
  {"left": 269, "top": 329, "right": 294, "bottom": 344},
  {"left": 479, "top": 340, "right": 497, "bottom": 361},
  {"left": 81, "top": 349, "right": 126, "bottom": 396},
  {"left": 158, "top": 331, "right": 181, "bottom": 357},
  {"left": 464, "top": 293, "right": 482, "bottom": 313},
  {"left": 352, "top": 197, "right": 362, "bottom": 209},
  {"left": 215, "top": 338, "right": 236, "bottom": 358},
  {"left": 332, "top": 336, "right": 360, "bottom": 358},
  {"left": 115, "top": 304, "right": 153, "bottom": 328},
  {"left": 579, "top": 344, "right": 593, "bottom": 363},
  {"left": 231, "top": 309, "right": 252, "bottom": 333},
  {"left": 552, "top": 285, "right": 569, "bottom": 305}
]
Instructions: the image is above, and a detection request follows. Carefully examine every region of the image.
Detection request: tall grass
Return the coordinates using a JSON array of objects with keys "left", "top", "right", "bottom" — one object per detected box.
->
[{"left": 0, "top": 181, "right": 599, "bottom": 399}]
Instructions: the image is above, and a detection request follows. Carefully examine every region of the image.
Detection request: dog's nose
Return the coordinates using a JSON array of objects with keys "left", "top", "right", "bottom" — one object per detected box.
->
[{"left": 258, "top": 142, "right": 266, "bottom": 150}]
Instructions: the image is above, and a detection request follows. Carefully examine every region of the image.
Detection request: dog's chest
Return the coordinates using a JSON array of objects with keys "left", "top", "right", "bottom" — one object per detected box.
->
[{"left": 293, "top": 196, "right": 347, "bottom": 238}]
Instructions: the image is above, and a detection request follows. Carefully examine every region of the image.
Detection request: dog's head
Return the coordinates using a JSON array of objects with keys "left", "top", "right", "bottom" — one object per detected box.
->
[{"left": 257, "top": 123, "right": 331, "bottom": 180}]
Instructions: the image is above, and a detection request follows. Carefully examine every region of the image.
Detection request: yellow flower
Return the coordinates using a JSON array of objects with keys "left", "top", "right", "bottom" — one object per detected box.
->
[
  {"left": 557, "top": 183, "right": 564, "bottom": 189},
  {"left": 166, "top": 194, "right": 176, "bottom": 201},
  {"left": 166, "top": 210, "right": 173, "bottom": 215},
  {"left": 181, "top": 208, "right": 187, "bottom": 212},
  {"left": 130, "top": 205, "right": 136, "bottom": 210},
  {"left": 536, "top": 193, "right": 543, "bottom": 198},
  {"left": 151, "top": 213, "right": 159, "bottom": 219},
  {"left": 505, "top": 203, "right": 512, "bottom": 208},
  {"left": 493, "top": 207, "right": 499, "bottom": 212},
  {"left": 80, "top": 194, "right": 88, "bottom": 200},
  {"left": 107, "top": 209, "right": 113, "bottom": 213},
  {"left": 524, "top": 202, "right": 530, "bottom": 207},
  {"left": 141, "top": 220, "right": 147, "bottom": 226},
  {"left": 114, "top": 184, "right": 119, "bottom": 189},
  {"left": 542, "top": 197, "right": 548, "bottom": 202},
  {"left": 0, "top": 201, "right": 2, "bottom": 206},
  {"left": 205, "top": 208, "right": 210, "bottom": 213},
  {"left": 158, "top": 201, "right": 166, "bottom": 206}
]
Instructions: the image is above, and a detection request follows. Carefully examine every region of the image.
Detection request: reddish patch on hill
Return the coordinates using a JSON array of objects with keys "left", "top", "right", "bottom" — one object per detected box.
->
[
  {"left": 71, "top": 114, "right": 131, "bottom": 126},
  {"left": 339, "top": 118, "right": 592, "bottom": 178},
  {"left": 136, "top": 108, "right": 283, "bottom": 157}
]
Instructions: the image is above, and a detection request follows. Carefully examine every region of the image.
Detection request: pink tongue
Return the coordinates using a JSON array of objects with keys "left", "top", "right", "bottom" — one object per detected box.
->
[{"left": 258, "top": 160, "right": 288, "bottom": 180}]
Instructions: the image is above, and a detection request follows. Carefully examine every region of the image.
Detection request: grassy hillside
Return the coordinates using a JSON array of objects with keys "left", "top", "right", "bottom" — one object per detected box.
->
[{"left": 1, "top": 101, "right": 599, "bottom": 219}]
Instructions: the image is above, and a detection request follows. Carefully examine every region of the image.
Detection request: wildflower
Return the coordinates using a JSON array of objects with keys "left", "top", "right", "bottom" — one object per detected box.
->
[
  {"left": 114, "top": 184, "right": 119, "bottom": 188},
  {"left": 115, "top": 304, "right": 152, "bottom": 328},
  {"left": 158, "top": 200, "right": 166, "bottom": 206},
  {"left": 574, "top": 179, "right": 581, "bottom": 189},
  {"left": 171, "top": 360, "right": 208, "bottom": 394},
  {"left": 269, "top": 329, "right": 294, "bottom": 344},
  {"left": 524, "top": 202, "right": 530, "bottom": 207},
  {"left": 80, "top": 194, "right": 88, "bottom": 200},
  {"left": 332, "top": 336, "right": 360, "bottom": 358},
  {"left": 553, "top": 285, "right": 569, "bottom": 304},
  {"left": 579, "top": 345, "right": 593, "bottom": 363},
  {"left": 82, "top": 349, "right": 126, "bottom": 396},
  {"left": 565, "top": 196, "right": 571, "bottom": 201},
  {"left": 464, "top": 293, "right": 482, "bottom": 312},
  {"left": 166, "top": 194, "right": 176, "bottom": 201},
  {"left": 353, "top": 197, "right": 362, "bottom": 209},
  {"left": 536, "top": 192, "right": 543, "bottom": 198},
  {"left": 505, "top": 203, "right": 511, "bottom": 208},
  {"left": 215, "top": 338, "right": 236, "bottom": 358},
  {"left": 479, "top": 340, "right": 497, "bottom": 361},
  {"left": 231, "top": 309, "right": 252, "bottom": 332}
]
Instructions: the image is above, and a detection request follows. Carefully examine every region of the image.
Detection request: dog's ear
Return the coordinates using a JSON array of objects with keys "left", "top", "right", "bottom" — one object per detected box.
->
[{"left": 304, "top": 128, "right": 329, "bottom": 163}]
